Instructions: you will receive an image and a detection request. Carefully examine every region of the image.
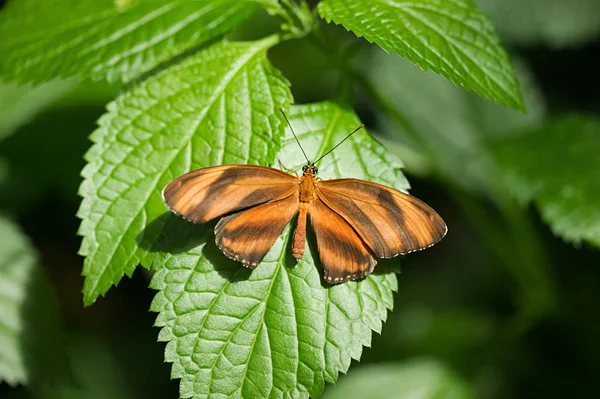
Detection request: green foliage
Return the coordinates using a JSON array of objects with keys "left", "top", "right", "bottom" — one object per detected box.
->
[
  {"left": 493, "top": 116, "right": 600, "bottom": 248},
  {"left": 321, "top": 358, "right": 472, "bottom": 399},
  {"left": 318, "top": 0, "right": 524, "bottom": 110},
  {"left": 150, "top": 102, "right": 399, "bottom": 399},
  {"left": 78, "top": 35, "right": 292, "bottom": 306},
  {"left": 2, "top": 0, "right": 599, "bottom": 398},
  {"left": 0, "top": 217, "right": 65, "bottom": 388},
  {"left": 0, "top": 0, "right": 258, "bottom": 83},
  {"left": 476, "top": 0, "right": 600, "bottom": 48}
]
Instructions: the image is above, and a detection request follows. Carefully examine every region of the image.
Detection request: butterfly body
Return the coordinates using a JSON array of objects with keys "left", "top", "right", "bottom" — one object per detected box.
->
[
  {"left": 163, "top": 163, "right": 447, "bottom": 284},
  {"left": 292, "top": 164, "right": 318, "bottom": 260}
]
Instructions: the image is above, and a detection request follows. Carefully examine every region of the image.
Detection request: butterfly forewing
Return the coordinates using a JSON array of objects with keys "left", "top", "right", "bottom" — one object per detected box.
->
[
  {"left": 163, "top": 165, "right": 298, "bottom": 223},
  {"left": 315, "top": 179, "right": 447, "bottom": 258},
  {"left": 215, "top": 194, "right": 299, "bottom": 268},
  {"left": 308, "top": 197, "right": 377, "bottom": 284}
]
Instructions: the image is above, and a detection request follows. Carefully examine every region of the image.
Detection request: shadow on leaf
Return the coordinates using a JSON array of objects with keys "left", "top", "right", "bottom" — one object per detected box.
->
[
  {"left": 139, "top": 211, "right": 398, "bottom": 287},
  {"left": 137, "top": 211, "right": 254, "bottom": 282},
  {"left": 137, "top": 211, "right": 209, "bottom": 255}
]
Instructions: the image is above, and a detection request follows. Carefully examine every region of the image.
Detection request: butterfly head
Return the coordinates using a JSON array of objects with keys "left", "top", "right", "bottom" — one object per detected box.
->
[
  {"left": 278, "top": 106, "right": 363, "bottom": 178},
  {"left": 302, "top": 163, "right": 318, "bottom": 176}
]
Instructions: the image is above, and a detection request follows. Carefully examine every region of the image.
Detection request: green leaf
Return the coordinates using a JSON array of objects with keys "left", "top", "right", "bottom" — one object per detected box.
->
[
  {"left": 77, "top": 36, "right": 293, "bottom": 306},
  {"left": 0, "top": 80, "right": 76, "bottom": 141},
  {"left": 321, "top": 358, "right": 472, "bottom": 399},
  {"left": 0, "top": 0, "right": 259, "bottom": 84},
  {"left": 277, "top": 103, "right": 410, "bottom": 188},
  {"left": 317, "top": 0, "right": 525, "bottom": 110},
  {"left": 492, "top": 115, "right": 600, "bottom": 248},
  {"left": 150, "top": 101, "right": 402, "bottom": 399},
  {"left": 476, "top": 0, "right": 600, "bottom": 48},
  {"left": 0, "top": 217, "right": 65, "bottom": 387}
]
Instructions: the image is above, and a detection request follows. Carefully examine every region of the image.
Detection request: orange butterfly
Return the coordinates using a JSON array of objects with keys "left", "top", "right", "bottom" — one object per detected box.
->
[{"left": 162, "top": 109, "right": 447, "bottom": 284}]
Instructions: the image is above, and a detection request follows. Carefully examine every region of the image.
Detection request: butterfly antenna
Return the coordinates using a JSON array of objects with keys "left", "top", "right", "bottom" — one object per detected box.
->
[
  {"left": 279, "top": 107, "right": 310, "bottom": 164},
  {"left": 314, "top": 123, "right": 365, "bottom": 164}
]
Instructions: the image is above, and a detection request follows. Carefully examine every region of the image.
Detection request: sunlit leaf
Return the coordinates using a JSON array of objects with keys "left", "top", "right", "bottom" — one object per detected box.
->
[
  {"left": 150, "top": 102, "right": 403, "bottom": 399},
  {"left": 0, "top": 0, "right": 259, "bottom": 83},
  {"left": 77, "top": 36, "right": 293, "bottom": 306},
  {"left": 318, "top": 0, "right": 525, "bottom": 109}
]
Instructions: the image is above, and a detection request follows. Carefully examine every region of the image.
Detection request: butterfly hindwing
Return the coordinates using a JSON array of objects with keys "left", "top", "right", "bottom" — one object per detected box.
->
[
  {"left": 163, "top": 165, "right": 297, "bottom": 223},
  {"left": 215, "top": 194, "right": 299, "bottom": 268},
  {"left": 308, "top": 198, "right": 377, "bottom": 283},
  {"left": 316, "top": 179, "right": 447, "bottom": 258}
]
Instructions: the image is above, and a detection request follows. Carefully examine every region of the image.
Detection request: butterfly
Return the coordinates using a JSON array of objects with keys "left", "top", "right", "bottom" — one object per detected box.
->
[{"left": 162, "top": 108, "right": 447, "bottom": 284}]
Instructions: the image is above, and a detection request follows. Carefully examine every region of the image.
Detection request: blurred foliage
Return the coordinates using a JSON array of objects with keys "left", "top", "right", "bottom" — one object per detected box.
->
[
  {"left": 492, "top": 116, "right": 600, "bottom": 248},
  {"left": 476, "top": 0, "right": 600, "bottom": 48},
  {"left": 0, "top": 217, "right": 67, "bottom": 389},
  {"left": 321, "top": 358, "right": 472, "bottom": 399},
  {"left": 0, "top": 0, "right": 599, "bottom": 398}
]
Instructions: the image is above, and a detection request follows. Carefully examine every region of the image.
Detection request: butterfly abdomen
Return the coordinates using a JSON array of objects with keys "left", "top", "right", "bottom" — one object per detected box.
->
[{"left": 292, "top": 203, "right": 309, "bottom": 260}]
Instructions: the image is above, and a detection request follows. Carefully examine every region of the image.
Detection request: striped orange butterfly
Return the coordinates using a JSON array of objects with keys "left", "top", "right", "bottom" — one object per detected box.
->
[{"left": 162, "top": 108, "right": 447, "bottom": 284}]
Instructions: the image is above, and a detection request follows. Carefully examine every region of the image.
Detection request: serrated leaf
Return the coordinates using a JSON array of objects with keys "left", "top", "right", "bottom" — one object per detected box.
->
[
  {"left": 492, "top": 115, "right": 600, "bottom": 248},
  {"left": 149, "top": 101, "right": 402, "bottom": 399},
  {"left": 0, "top": 80, "right": 76, "bottom": 141},
  {"left": 0, "top": 217, "right": 65, "bottom": 387},
  {"left": 0, "top": 0, "right": 259, "bottom": 84},
  {"left": 318, "top": 0, "right": 524, "bottom": 110},
  {"left": 476, "top": 0, "right": 600, "bottom": 48},
  {"left": 78, "top": 36, "right": 292, "bottom": 306},
  {"left": 322, "top": 358, "right": 472, "bottom": 399}
]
